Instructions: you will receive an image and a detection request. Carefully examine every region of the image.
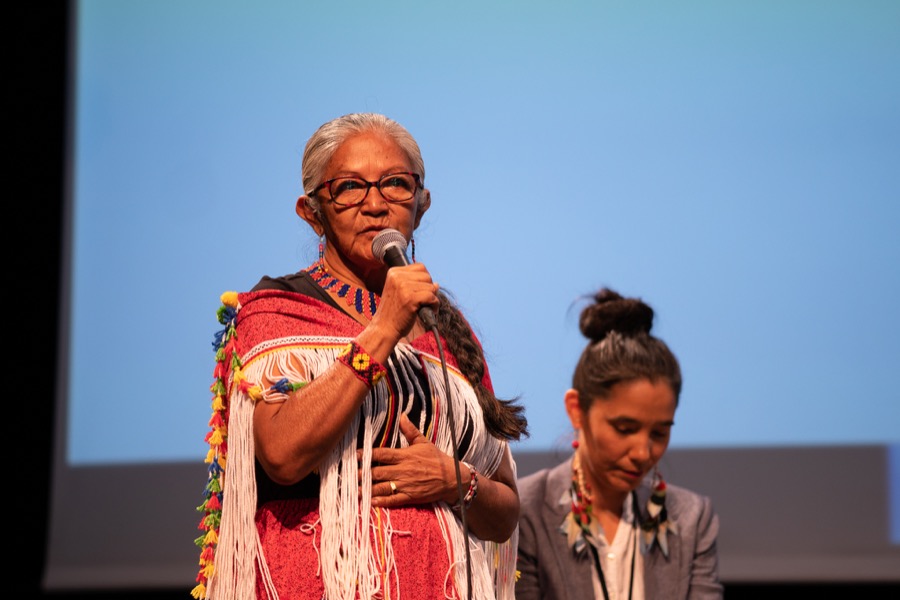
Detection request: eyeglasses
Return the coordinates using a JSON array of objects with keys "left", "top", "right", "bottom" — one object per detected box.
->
[{"left": 311, "top": 172, "right": 422, "bottom": 207}]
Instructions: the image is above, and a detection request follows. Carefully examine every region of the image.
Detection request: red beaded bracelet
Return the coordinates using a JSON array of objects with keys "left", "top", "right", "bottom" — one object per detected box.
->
[
  {"left": 337, "top": 340, "right": 386, "bottom": 387},
  {"left": 452, "top": 462, "right": 478, "bottom": 512}
]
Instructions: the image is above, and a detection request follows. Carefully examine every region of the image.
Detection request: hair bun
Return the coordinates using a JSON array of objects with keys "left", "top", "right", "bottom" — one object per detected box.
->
[{"left": 578, "top": 288, "right": 654, "bottom": 342}]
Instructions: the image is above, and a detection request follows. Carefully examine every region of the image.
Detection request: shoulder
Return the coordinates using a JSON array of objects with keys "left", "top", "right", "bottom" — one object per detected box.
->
[
  {"left": 251, "top": 271, "right": 339, "bottom": 309},
  {"left": 518, "top": 458, "right": 572, "bottom": 513},
  {"left": 659, "top": 481, "right": 720, "bottom": 538},
  {"left": 253, "top": 272, "right": 315, "bottom": 293},
  {"left": 516, "top": 458, "right": 573, "bottom": 564},
  {"left": 665, "top": 482, "right": 715, "bottom": 513},
  {"left": 517, "top": 467, "right": 550, "bottom": 498}
]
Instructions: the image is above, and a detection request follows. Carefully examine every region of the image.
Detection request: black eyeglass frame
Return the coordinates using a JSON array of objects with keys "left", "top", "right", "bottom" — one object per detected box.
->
[{"left": 310, "top": 172, "right": 422, "bottom": 206}]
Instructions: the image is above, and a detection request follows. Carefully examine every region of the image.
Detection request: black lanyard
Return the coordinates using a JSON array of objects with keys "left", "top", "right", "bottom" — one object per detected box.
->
[{"left": 584, "top": 494, "right": 639, "bottom": 600}]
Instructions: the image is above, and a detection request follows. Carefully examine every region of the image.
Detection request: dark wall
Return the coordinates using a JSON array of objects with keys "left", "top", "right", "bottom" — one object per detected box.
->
[{"left": 14, "top": 2, "right": 67, "bottom": 597}]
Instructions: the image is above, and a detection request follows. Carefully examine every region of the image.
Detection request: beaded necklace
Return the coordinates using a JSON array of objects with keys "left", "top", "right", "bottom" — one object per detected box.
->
[
  {"left": 570, "top": 452, "right": 637, "bottom": 600},
  {"left": 305, "top": 259, "right": 380, "bottom": 321}
]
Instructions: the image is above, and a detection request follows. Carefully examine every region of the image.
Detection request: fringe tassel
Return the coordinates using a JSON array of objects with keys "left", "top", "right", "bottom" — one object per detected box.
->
[
  {"left": 198, "top": 309, "right": 516, "bottom": 599},
  {"left": 206, "top": 364, "right": 264, "bottom": 600}
]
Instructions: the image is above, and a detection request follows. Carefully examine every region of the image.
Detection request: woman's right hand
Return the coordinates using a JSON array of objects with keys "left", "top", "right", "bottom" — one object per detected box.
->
[{"left": 367, "top": 263, "right": 440, "bottom": 345}]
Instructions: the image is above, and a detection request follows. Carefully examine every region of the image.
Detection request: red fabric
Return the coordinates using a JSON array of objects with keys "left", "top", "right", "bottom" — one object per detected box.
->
[
  {"left": 235, "top": 290, "right": 455, "bottom": 371},
  {"left": 256, "top": 499, "right": 458, "bottom": 599},
  {"left": 238, "top": 287, "right": 496, "bottom": 599},
  {"left": 236, "top": 290, "right": 361, "bottom": 353}
]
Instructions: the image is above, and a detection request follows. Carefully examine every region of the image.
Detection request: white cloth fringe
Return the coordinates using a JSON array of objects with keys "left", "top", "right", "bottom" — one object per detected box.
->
[{"left": 206, "top": 336, "right": 517, "bottom": 600}]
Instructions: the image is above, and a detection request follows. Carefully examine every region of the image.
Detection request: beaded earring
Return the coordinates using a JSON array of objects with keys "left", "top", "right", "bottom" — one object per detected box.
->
[
  {"left": 410, "top": 237, "right": 416, "bottom": 263},
  {"left": 318, "top": 234, "right": 325, "bottom": 261}
]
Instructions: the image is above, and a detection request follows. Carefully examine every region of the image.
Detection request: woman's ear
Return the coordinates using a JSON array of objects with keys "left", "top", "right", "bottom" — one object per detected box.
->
[
  {"left": 564, "top": 389, "right": 583, "bottom": 430},
  {"left": 413, "top": 189, "right": 431, "bottom": 229},
  {"left": 297, "top": 195, "right": 324, "bottom": 236}
]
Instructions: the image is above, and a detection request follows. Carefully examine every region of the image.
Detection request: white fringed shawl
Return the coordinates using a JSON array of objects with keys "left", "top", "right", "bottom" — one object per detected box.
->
[{"left": 204, "top": 291, "right": 517, "bottom": 600}]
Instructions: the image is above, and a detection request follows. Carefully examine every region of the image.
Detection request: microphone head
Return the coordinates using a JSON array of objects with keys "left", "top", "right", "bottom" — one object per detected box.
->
[{"left": 372, "top": 228, "right": 408, "bottom": 263}]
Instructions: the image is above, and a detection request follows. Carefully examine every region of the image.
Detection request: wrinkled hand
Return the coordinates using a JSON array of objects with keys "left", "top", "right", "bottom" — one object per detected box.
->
[
  {"left": 361, "top": 413, "right": 459, "bottom": 507},
  {"left": 370, "top": 264, "right": 439, "bottom": 341}
]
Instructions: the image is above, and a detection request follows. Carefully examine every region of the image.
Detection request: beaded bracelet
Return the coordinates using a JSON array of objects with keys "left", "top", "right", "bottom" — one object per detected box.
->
[
  {"left": 452, "top": 461, "right": 479, "bottom": 512},
  {"left": 337, "top": 340, "right": 387, "bottom": 387}
]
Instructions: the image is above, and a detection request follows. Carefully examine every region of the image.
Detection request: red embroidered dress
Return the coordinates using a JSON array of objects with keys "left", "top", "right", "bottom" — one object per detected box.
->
[{"left": 195, "top": 277, "right": 517, "bottom": 600}]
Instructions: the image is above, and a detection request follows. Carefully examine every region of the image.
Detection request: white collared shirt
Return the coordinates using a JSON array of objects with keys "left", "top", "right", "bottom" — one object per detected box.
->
[{"left": 589, "top": 492, "right": 646, "bottom": 600}]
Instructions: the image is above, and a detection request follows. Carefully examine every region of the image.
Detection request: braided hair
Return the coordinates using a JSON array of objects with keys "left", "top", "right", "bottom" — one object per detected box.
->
[{"left": 435, "top": 291, "right": 528, "bottom": 440}]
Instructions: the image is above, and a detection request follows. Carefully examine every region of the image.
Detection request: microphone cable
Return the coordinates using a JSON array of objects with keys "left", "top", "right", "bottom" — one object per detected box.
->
[
  {"left": 425, "top": 319, "right": 474, "bottom": 600},
  {"left": 372, "top": 228, "right": 474, "bottom": 599}
]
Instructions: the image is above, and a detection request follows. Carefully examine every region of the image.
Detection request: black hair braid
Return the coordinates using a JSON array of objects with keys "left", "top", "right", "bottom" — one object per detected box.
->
[{"left": 435, "top": 292, "right": 528, "bottom": 441}]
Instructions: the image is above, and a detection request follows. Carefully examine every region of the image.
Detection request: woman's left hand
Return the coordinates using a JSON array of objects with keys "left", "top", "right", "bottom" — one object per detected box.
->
[
  {"left": 361, "top": 413, "right": 521, "bottom": 543},
  {"left": 362, "top": 413, "right": 460, "bottom": 507}
]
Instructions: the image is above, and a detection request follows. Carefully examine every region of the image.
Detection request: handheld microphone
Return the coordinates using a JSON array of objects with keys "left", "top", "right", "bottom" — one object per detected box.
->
[{"left": 371, "top": 228, "right": 437, "bottom": 329}]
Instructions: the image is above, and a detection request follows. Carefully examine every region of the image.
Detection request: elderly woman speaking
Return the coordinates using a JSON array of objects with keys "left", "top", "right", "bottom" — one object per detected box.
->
[{"left": 193, "top": 113, "right": 528, "bottom": 600}]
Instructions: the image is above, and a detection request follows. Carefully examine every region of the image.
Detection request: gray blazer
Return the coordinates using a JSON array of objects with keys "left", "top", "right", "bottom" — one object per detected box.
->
[{"left": 516, "top": 457, "right": 723, "bottom": 600}]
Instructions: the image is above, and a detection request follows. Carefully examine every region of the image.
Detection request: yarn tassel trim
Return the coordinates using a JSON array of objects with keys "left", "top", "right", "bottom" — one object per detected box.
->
[
  {"left": 192, "top": 291, "right": 241, "bottom": 600},
  {"left": 192, "top": 289, "right": 516, "bottom": 599}
]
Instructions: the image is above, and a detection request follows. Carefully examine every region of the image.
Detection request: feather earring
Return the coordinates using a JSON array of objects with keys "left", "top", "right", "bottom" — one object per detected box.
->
[{"left": 639, "top": 468, "right": 674, "bottom": 557}]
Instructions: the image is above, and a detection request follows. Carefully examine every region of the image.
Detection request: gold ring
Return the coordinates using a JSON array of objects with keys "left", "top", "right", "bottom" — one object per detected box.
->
[{"left": 389, "top": 481, "right": 397, "bottom": 495}]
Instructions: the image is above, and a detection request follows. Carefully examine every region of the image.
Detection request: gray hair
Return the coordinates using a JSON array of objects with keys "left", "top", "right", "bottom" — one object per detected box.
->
[{"left": 302, "top": 113, "right": 426, "bottom": 215}]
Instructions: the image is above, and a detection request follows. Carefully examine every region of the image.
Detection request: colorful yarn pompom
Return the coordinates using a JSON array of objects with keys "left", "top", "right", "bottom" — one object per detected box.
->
[{"left": 193, "top": 292, "right": 241, "bottom": 598}]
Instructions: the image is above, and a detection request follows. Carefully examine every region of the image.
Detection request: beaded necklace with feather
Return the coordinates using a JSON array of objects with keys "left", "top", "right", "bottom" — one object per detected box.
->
[{"left": 568, "top": 452, "right": 637, "bottom": 600}]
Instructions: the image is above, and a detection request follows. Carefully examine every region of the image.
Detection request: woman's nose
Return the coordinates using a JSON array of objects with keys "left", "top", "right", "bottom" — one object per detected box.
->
[
  {"left": 630, "top": 435, "right": 652, "bottom": 463},
  {"left": 360, "top": 184, "right": 390, "bottom": 210}
]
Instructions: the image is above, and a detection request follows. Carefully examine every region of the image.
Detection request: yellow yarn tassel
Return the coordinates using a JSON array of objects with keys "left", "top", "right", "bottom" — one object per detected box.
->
[{"left": 220, "top": 290, "right": 238, "bottom": 307}]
